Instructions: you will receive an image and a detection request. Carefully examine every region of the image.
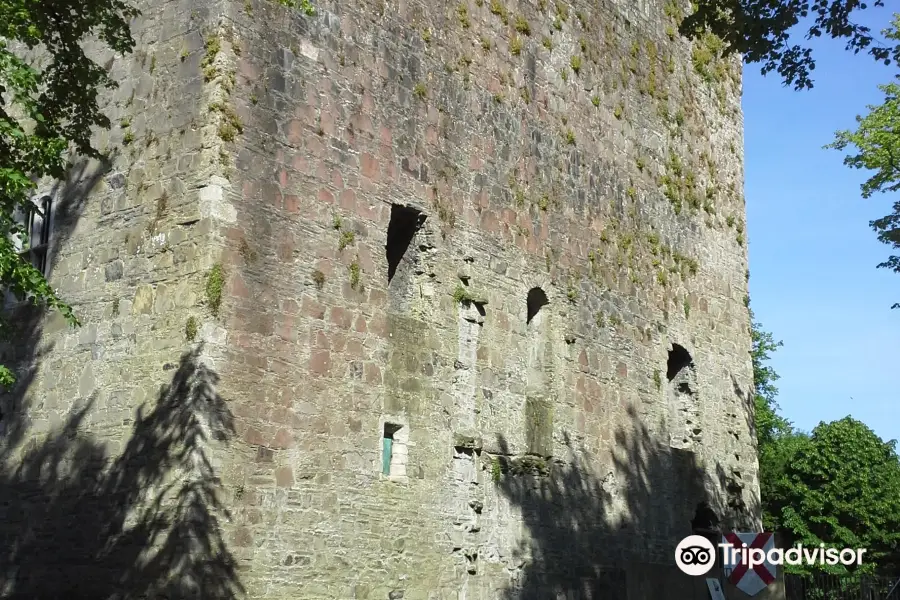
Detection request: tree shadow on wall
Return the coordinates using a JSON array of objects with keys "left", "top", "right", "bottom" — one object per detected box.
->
[
  {"left": 1, "top": 156, "right": 116, "bottom": 451},
  {"left": 0, "top": 345, "right": 243, "bottom": 600},
  {"left": 495, "top": 405, "right": 758, "bottom": 600},
  {"left": 0, "top": 158, "right": 243, "bottom": 598}
]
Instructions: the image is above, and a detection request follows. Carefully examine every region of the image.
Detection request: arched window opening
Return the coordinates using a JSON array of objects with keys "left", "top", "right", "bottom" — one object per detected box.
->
[{"left": 526, "top": 287, "right": 549, "bottom": 324}]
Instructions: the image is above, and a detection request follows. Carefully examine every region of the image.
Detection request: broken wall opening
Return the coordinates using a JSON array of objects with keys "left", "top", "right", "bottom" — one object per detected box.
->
[
  {"left": 667, "top": 343, "right": 693, "bottom": 381},
  {"left": 386, "top": 204, "right": 425, "bottom": 282},
  {"left": 667, "top": 343, "right": 700, "bottom": 451},
  {"left": 691, "top": 502, "right": 721, "bottom": 558},
  {"left": 690, "top": 502, "right": 719, "bottom": 535},
  {"left": 526, "top": 287, "right": 548, "bottom": 325},
  {"left": 524, "top": 287, "right": 552, "bottom": 393}
]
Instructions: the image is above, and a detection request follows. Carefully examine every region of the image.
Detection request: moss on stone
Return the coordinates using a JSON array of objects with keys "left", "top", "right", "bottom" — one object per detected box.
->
[
  {"left": 509, "top": 35, "right": 522, "bottom": 56},
  {"left": 349, "top": 258, "right": 361, "bottom": 290},
  {"left": 201, "top": 34, "right": 221, "bottom": 81},
  {"left": 185, "top": 316, "right": 199, "bottom": 341},
  {"left": 311, "top": 269, "right": 325, "bottom": 289},
  {"left": 509, "top": 455, "right": 550, "bottom": 477},
  {"left": 338, "top": 230, "right": 355, "bottom": 251},
  {"left": 691, "top": 31, "right": 726, "bottom": 85},
  {"left": 514, "top": 16, "right": 530, "bottom": 35},
  {"left": 489, "top": 0, "right": 508, "bottom": 23},
  {"left": 205, "top": 263, "right": 225, "bottom": 316},
  {"left": 491, "top": 457, "right": 502, "bottom": 482}
]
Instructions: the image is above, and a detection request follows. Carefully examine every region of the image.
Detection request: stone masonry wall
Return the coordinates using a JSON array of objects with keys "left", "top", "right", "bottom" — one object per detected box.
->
[{"left": 0, "top": 0, "right": 759, "bottom": 598}]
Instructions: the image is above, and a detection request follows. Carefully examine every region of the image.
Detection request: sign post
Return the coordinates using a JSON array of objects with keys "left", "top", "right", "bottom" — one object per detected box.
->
[{"left": 720, "top": 532, "right": 777, "bottom": 597}]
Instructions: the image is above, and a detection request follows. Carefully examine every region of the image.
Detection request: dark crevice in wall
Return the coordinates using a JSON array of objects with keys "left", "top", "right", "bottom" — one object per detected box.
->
[
  {"left": 691, "top": 502, "right": 722, "bottom": 560},
  {"left": 691, "top": 501, "right": 720, "bottom": 534}
]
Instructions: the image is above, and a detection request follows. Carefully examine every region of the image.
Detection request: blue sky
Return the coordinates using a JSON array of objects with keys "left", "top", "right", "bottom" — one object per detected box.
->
[{"left": 743, "top": 6, "right": 899, "bottom": 443}]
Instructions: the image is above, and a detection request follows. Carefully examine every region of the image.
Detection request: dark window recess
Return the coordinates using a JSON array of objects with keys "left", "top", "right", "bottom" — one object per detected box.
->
[
  {"left": 386, "top": 204, "right": 425, "bottom": 282},
  {"left": 16, "top": 196, "right": 52, "bottom": 276},
  {"left": 526, "top": 287, "right": 549, "bottom": 324},
  {"left": 691, "top": 501, "right": 719, "bottom": 532},
  {"left": 691, "top": 502, "right": 721, "bottom": 554},
  {"left": 666, "top": 343, "right": 693, "bottom": 381}
]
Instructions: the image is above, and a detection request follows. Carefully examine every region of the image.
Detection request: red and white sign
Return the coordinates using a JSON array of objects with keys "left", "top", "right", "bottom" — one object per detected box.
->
[{"left": 721, "top": 532, "right": 777, "bottom": 597}]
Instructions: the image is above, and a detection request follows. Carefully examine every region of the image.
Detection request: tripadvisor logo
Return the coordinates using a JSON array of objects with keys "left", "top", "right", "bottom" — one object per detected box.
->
[
  {"left": 674, "top": 534, "right": 867, "bottom": 577},
  {"left": 675, "top": 536, "right": 717, "bottom": 576},
  {"left": 721, "top": 543, "right": 867, "bottom": 569}
]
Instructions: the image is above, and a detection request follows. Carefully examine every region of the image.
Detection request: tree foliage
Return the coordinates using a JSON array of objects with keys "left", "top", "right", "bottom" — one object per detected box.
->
[
  {"left": 0, "top": 0, "right": 137, "bottom": 386},
  {"left": 749, "top": 310, "right": 804, "bottom": 534},
  {"left": 826, "top": 16, "right": 900, "bottom": 308},
  {"left": 751, "top": 308, "right": 789, "bottom": 446},
  {"left": 774, "top": 418, "right": 900, "bottom": 575},
  {"left": 682, "top": 0, "right": 900, "bottom": 90},
  {"left": 751, "top": 313, "right": 900, "bottom": 575}
]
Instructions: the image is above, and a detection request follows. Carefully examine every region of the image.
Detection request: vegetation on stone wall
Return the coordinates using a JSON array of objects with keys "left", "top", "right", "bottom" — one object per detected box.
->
[
  {"left": 238, "top": 238, "right": 258, "bottom": 263},
  {"left": 348, "top": 258, "right": 361, "bottom": 290},
  {"left": 185, "top": 316, "right": 199, "bottom": 341},
  {"left": 452, "top": 283, "right": 476, "bottom": 305},
  {"left": 205, "top": 263, "right": 226, "bottom": 317},
  {"left": 199, "top": 25, "right": 242, "bottom": 182},
  {"left": 458, "top": 0, "right": 730, "bottom": 322},
  {"left": 452, "top": 281, "right": 487, "bottom": 307},
  {"left": 201, "top": 34, "right": 221, "bottom": 82},
  {"left": 311, "top": 268, "right": 325, "bottom": 290},
  {"left": 489, "top": 455, "right": 550, "bottom": 481},
  {"left": 587, "top": 216, "right": 698, "bottom": 298},
  {"left": 333, "top": 214, "right": 357, "bottom": 252},
  {"left": 0, "top": 0, "right": 138, "bottom": 387},
  {"left": 407, "top": 0, "right": 747, "bottom": 259},
  {"left": 275, "top": 0, "right": 315, "bottom": 15}
]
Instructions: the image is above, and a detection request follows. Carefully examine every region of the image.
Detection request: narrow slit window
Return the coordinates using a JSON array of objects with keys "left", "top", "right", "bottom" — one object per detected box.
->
[
  {"left": 30, "top": 197, "right": 51, "bottom": 275},
  {"left": 386, "top": 204, "right": 425, "bottom": 282},
  {"left": 382, "top": 423, "right": 402, "bottom": 476},
  {"left": 382, "top": 430, "right": 392, "bottom": 475}
]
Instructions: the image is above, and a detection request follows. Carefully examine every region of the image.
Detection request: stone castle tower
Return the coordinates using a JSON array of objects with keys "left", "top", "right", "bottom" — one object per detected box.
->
[{"left": 0, "top": 0, "right": 759, "bottom": 597}]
